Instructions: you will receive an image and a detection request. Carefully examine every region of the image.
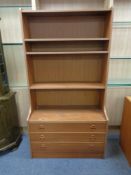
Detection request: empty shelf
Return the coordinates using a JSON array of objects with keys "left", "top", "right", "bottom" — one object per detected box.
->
[{"left": 30, "top": 83, "right": 106, "bottom": 90}]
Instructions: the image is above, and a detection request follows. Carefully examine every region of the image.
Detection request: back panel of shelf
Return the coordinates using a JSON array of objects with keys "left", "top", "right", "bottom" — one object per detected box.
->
[
  {"left": 22, "top": 10, "right": 112, "bottom": 39},
  {"left": 27, "top": 54, "right": 107, "bottom": 84},
  {"left": 30, "top": 89, "right": 105, "bottom": 110}
]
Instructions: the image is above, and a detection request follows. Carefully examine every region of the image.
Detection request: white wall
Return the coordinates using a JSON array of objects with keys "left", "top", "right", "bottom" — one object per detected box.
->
[
  {"left": 0, "top": 1, "right": 31, "bottom": 127},
  {"left": 107, "top": 0, "right": 131, "bottom": 125}
]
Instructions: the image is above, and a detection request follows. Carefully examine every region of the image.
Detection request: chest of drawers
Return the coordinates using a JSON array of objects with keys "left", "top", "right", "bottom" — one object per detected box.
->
[{"left": 28, "top": 109, "right": 107, "bottom": 158}]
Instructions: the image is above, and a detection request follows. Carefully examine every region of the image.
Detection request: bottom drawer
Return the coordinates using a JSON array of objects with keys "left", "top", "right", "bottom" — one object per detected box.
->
[
  {"left": 31, "top": 142, "right": 104, "bottom": 153},
  {"left": 32, "top": 151, "right": 104, "bottom": 158}
]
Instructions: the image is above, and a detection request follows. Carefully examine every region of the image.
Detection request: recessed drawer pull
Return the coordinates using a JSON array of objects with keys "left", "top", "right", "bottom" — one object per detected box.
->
[
  {"left": 89, "top": 124, "right": 96, "bottom": 130},
  {"left": 40, "top": 134, "right": 45, "bottom": 140},
  {"left": 39, "top": 124, "right": 45, "bottom": 130}
]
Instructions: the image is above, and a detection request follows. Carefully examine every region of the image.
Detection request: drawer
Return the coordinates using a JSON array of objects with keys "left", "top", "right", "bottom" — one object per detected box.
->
[
  {"left": 29, "top": 122, "right": 107, "bottom": 132},
  {"left": 31, "top": 142, "right": 104, "bottom": 153},
  {"left": 30, "top": 132, "right": 106, "bottom": 142},
  {"left": 32, "top": 152, "right": 104, "bottom": 158}
]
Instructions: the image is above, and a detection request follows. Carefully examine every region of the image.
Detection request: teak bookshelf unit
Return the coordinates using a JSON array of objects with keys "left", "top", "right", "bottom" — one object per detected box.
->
[{"left": 21, "top": 9, "right": 112, "bottom": 158}]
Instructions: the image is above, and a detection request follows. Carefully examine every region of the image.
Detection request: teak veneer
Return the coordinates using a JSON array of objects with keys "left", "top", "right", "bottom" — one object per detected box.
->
[{"left": 21, "top": 9, "right": 112, "bottom": 158}]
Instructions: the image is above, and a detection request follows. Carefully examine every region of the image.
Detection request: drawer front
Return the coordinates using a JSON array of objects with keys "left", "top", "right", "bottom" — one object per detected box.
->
[
  {"left": 31, "top": 142, "right": 104, "bottom": 153},
  {"left": 32, "top": 152, "right": 104, "bottom": 158},
  {"left": 29, "top": 122, "right": 107, "bottom": 132},
  {"left": 30, "top": 132, "right": 106, "bottom": 142}
]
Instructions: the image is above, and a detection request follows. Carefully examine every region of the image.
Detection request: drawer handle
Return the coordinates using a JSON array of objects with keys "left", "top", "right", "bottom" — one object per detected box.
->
[
  {"left": 39, "top": 124, "right": 45, "bottom": 130},
  {"left": 40, "top": 134, "right": 45, "bottom": 140},
  {"left": 40, "top": 144, "right": 47, "bottom": 149},
  {"left": 89, "top": 124, "right": 96, "bottom": 130},
  {"left": 89, "top": 134, "right": 96, "bottom": 141}
]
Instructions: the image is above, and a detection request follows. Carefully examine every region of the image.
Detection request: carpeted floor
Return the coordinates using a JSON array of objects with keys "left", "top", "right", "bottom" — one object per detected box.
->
[{"left": 0, "top": 134, "right": 131, "bottom": 175}]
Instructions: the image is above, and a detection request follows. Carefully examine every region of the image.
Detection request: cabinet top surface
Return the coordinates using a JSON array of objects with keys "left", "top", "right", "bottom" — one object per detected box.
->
[{"left": 29, "top": 109, "right": 106, "bottom": 123}]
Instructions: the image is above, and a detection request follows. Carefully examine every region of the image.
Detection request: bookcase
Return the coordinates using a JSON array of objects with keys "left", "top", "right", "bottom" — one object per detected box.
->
[{"left": 21, "top": 9, "right": 112, "bottom": 158}]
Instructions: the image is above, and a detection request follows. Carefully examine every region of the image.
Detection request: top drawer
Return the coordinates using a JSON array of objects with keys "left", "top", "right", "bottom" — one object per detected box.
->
[{"left": 29, "top": 122, "right": 107, "bottom": 133}]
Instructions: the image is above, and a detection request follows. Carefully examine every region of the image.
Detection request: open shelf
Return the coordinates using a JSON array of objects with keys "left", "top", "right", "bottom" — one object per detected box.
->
[
  {"left": 30, "top": 89, "right": 104, "bottom": 110},
  {"left": 29, "top": 109, "right": 106, "bottom": 123},
  {"left": 25, "top": 38, "right": 109, "bottom": 52},
  {"left": 30, "top": 83, "right": 106, "bottom": 90},
  {"left": 27, "top": 54, "right": 106, "bottom": 84},
  {"left": 26, "top": 51, "right": 109, "bottom": 55},
  {"left": 21, "top": 10, "right": 111, "bottom": 39}
]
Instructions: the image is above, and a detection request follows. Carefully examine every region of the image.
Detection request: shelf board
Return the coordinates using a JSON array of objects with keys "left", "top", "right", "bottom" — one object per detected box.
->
[
  {"left": 26, "top": 51, "right": 108, "bottom": 55},
  {"left": 24, "top": 38, "right": 110, "bottom": 42},
  {"left": 22, "top": 9, "right": 111, "bottom": 16},
  {"left": 30, "top": 83, "right": 105, "bottom": 90},
  {"left": 29, "top": 109, "right": 107, "bottom": 123}
]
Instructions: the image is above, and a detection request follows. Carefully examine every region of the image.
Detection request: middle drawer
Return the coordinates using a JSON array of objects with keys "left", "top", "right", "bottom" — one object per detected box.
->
[{"left": 30, "top": 132, "right": 105, "bottom": 142}]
